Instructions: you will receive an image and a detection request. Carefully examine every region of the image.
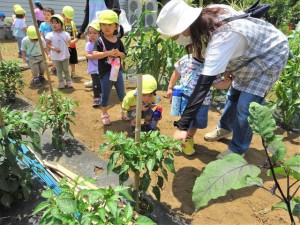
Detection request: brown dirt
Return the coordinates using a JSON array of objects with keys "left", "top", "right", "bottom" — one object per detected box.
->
[{"left": 1, "top": 40, "right": 299, "bottom": 225}]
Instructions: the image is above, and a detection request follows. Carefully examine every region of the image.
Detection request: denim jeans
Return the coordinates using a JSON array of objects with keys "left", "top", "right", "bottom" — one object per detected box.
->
[
  {"left": 100, "top": 70, "right": 126, "bottom": 107},
  {"left": 16, "top": 37, "right": 23, "bottom": 57},
  {"left": 91, "top": 73, "right": 101, "bottom": 98},
  {"left": 218, "top": 87, "right": 264, "bottom": 154}
]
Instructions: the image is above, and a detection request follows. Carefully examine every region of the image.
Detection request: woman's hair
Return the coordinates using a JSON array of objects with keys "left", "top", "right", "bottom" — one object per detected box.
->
[
  {"left": 43, "top": 7, "right": 55, "bottom": 15},
  {"left": 35, "top": 2, "right": 43, "bottom": 11},
  {"left": 16, "top": 14, "right": 25, "bottom": 19},
  {"left": 190, "top": 7, "right": 227, "bottom": 58}
]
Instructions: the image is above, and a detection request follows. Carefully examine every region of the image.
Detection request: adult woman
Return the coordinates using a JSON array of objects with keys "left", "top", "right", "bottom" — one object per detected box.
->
[{"left": 156, "top": 0, "right": 289, "bottom": 159}]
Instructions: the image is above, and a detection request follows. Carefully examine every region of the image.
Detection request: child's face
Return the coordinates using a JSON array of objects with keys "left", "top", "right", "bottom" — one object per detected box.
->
[
  {"left": 50, "top": 19, "right": 62, "bottom": 31},
  {"left": 62, "top": 14, "right": 71, "bottom": 23},
  {"left": 0, "top": 17, "right": 4, "bottom": 21},
  {"left": 142, "top": 93, "right": 154, "bottom": 104},
  {"left": 43, "top": 11, "right": 52, "bottom": 23},
  {"left": 88, "top": 27, "right": 99, "bottom": 42},
  {"left": 100, "top": 23, "right": 117, "bottom": 36}
]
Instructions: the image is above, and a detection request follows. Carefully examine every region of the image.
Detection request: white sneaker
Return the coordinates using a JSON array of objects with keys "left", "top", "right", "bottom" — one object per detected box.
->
[
  {"left": 204, "top": 127, "right": 232, "bottom": 142},
  {"left": 216, "top": 148, "right": 245, "bottom": 159},
  {"left": 84, "top": 80, "right": 93, "bottom": 88}
]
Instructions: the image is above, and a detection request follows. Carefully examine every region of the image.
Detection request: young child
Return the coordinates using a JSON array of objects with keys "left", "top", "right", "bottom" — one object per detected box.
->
[
  {"left": 62, "top": 6, "right": 78, "bottom": 78},
  {"left": 0, "top": 13, "right": 13, "bottom": 31},
  {"left": 167, "top": 54, "right": 232, "bottom": 156},
  {"left": 12, "top": 7, "right": 27, "bottom": 58},
  {"left": 122, "top": 74, "right": 159, "bottom": 132},
  {"left": 21, "top": 25, "right": 49, "bottom": 87},
  {"left": 93, "top": 10, "right": 126, "bottom": 125},
  {"left": 84, "top": 20, "right": 102, "bottom": 107},
  {"left": 39, "top": 7, "right": 56, "bottom": 75},
  {"left": 45, "top": 14, "right": 78, "bottom": 89},
  {"left": 34, "top": 0, "right": 45, "bottom": 27}
]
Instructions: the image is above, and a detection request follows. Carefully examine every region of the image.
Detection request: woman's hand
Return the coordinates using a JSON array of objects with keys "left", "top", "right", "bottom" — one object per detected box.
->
[{"left": 173, "top": 129, "right": 188, "bottom": 142}]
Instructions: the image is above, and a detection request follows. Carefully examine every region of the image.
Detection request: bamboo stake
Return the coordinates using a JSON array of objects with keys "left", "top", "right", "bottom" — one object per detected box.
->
[
  {"left": 134, "top": 74, "right": 142, "bottom": 212},
  {"left": 27, "top": 0, "right": 59, "bottom": 114}
]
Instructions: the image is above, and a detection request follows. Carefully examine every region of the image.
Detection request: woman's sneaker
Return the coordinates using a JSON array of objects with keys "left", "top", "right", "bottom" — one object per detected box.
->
[
  {"left": 204, "top": 127, "right": 232, "bottom": 142},
  {"left": 58, "top": 82, "right": 65, "bottom": 89},
  {"left": 92, "top": 98, "right": 101, "bottom": 108},
  {"left": 66, "top": 81, "right": 73, "bottom": 89}
]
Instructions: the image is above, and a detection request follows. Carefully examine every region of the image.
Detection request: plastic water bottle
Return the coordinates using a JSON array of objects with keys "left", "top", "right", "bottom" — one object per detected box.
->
[
  {"left": 149, "top": 106, "right": 163, "bottom": 130},
  {"left": 171, "top": 85, "right": 183, "bottom": 116}
]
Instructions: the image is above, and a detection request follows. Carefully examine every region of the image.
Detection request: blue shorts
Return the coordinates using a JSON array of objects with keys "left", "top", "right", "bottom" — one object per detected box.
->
[{"left": 189, "top": 105, "right": 209, "bottom": 129}]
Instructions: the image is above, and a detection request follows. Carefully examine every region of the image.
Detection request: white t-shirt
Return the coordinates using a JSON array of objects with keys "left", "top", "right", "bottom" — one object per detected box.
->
[
  {"left": 202, "top": 31, "right": 247, "bottom": 75},
  {"left": 202, "top": 4, "right": 247, "bottom": 76},
  {"left": 45, "top": 31, "right": 71, "bottom": 61}
]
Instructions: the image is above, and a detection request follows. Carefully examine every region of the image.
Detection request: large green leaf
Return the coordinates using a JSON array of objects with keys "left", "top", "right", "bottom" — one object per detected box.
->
[
  {"left": 0, "top": 193, "right": 13, "bottom": 208},
  {"left": 192, "top": 154, "right": 262, "bottom": 211},
  {"left": 248, "top": 102, "right": 276, "bottom": 144},
  {"left": 56, "top": 197, "right": 77, "bottom": 214},
  {"left": 32, "top": 201, "right": 51, "bottom": 215},
  {"left": 269, "top": 137, "right": 286, "bottom": 164},
  {"left": 284, "top": 155, "right": 300, "bottom": 180},
  {"left": 41, "top": 189, "right": 54, "bottom": 199}
]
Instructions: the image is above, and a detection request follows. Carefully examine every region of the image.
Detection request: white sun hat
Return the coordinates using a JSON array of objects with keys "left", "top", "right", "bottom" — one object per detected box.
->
[{"left": 156, "top": 0, "right": 202, "bottom": 38}]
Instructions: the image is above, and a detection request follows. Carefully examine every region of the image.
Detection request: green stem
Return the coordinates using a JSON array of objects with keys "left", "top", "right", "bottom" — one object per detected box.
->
[{"left": 262, "top": 137, "right": 295, "bottom": 224}]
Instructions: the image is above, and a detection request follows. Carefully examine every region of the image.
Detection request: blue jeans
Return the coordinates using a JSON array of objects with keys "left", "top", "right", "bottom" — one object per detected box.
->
[
  {"left": 218, "top": 87, "right": 264, "bottom": 154},
  {"left": 100, "top": 70, "right": 126, "bottom": 107},
  {"left": 16, "top": 37, "right": 23, "bottom": 57}
]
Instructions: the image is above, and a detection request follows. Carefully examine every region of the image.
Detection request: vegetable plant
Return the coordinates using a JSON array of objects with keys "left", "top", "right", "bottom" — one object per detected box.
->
[
  {"left": 0, "top": 107, "right": 44, "bottom": 207},
  {"left": 268, "top": 30, "right": 300, "bottom": 131},
  {"left": 37, "top": 90, "right": 78, "bottom": 151},
  {"left": 0, "top": 59, "right": 24, "bottom": 102},
  {"left": 99, "top": 131, "right": 182, "bottom": 211},
  {"left": 192, "top": 102, "right": 299, "bottom": 224},
  {"left": 33, "top": 177, "right": 156, "bottom": 225},
  {"left": 123, "top": 11, "right": 185, "bottom": 88}
]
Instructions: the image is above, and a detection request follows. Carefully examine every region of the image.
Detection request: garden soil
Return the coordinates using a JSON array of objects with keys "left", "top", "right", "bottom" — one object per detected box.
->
[{"left": 1, "top": 40, "right": 299, "bottom": 225}]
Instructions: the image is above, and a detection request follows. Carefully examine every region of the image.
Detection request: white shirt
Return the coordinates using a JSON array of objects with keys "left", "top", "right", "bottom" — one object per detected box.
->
[
  {"left": 45, "top": 31, "right": 71, "bottom": 61},
  {"left": 202, "top": 31, "right": 247, "bottom": 75}
]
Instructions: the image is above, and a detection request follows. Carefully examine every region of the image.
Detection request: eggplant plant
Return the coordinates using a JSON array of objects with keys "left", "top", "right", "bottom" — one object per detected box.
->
[
  {"left": 36, "top": 90, "right": 78, "bottom": 151},
  {"left": 99, "top": 131, "right": 182, "bottom": 211},
  {"left": 33, "top": 177, "right": 156, "bottom": 225},
  {"left": 192, "top": 102, "right": 299, "bottom": 225},
  {"left": 0, "top": 59, "right": 25, "bottom": 102}
]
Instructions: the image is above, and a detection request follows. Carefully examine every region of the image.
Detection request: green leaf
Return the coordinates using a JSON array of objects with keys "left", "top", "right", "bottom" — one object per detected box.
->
[
  {"left": 107, "top": 200, "right": 118, "bottom": 218},
  {"left": 0, "top": 193, "right": 13, "bottom": 207},
  {"left": 152, "top": 186, "right": 161, "bottom": 201},
  {"left": 284, "top": 155, "right": 300, "bottom": 178},
  {"left": 41, "top": 189, "right": 54, "bottom": 199},
  {"left": 98, "top": 207, "right": 106, "bottom": 222},
  {"left": 192, "top": 154, "right": 261, "bottom": 211},
  {"left": 272, "top": 197, "right": 300, "bottom": 219},
  {"left": 123, "top": 204, "right": 133, "bottom": 221},
  {"left": 32, "top": 201, "right": 51, "bottom": 215},
  {"left": 135, "top": 215, "right": 157, "bottom": 225},
  {"left": 146, "top": 158, "right": 155, "bottom": 172},
  {"left": 107, "top": 152, "right": 120, "bottom": 173},
  {"left": 56, "top": 198, "right": 77, "bottom": 213},
  {"left": 164, "top": 158, "right": 175, "bottom": 174},
  {"left": 269, "top": 138, "right": 286, "bottom": 164},
  {"left": 248, "top": 102, "right": 276, "bottom": 143}
]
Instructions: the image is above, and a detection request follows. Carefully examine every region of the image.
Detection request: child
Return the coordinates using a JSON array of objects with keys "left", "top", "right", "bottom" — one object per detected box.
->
[
  {"left": 62, "top": 6, "right": 78, "bottom": 78},
  {"left": 167, "top": 54, "right": 232, "bottom": 156},
  {"left": 45, "top": 14, "right": 78, "bottom": 89},
  {"left": 34, "top": 0, "right": 45, "bottom": 27},
  {"left": 93, "top": 10, "right": 126, "bottom": 125},
  {"left": 39, "top": 7, "right": 56, "bottom": 75},
  {"left": 12, "top": 7, "right": 27, "bottom": 58},
  {"left": 122, "top": 74, "right": 159, "bottom": 132},
  {"left": 84, "top": 20, "right": 102, "bottom": 107},
  {"left": 21, "top": 25, "right": 49, "bottom": 87},
  {"left": 0, "top": 13, "right": 13, "bottom": 31}
]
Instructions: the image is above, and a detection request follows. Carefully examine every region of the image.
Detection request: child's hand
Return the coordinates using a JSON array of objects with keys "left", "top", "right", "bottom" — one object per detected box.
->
[
  {"left": 110, "top": 48, "right": 119, "bottom": 57},
  {"left": 142, "top": 104, "right": 149, "bottom": 111},
  {"left": 54, "top": 47, "right": 61, "bottom": 53},
  {"left": 48, "top": 55, "right": 52, "bottom": 61},
  {"left": 167, "top": 88, "right": 173, "bottom": 99}
]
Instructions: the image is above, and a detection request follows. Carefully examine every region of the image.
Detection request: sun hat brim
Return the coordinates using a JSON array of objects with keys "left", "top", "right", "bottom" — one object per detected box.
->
[{"left": 156, "top": 0, "right": 202, "bottom": 37}]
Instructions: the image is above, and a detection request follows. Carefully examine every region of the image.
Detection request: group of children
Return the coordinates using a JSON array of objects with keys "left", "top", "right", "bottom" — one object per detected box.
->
[{"left": 2, "top": 3, "right": 233, "bottom": 156}]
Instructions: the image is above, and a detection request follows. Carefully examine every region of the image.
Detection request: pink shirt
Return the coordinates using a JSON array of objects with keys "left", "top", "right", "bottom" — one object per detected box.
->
[{"left": 34, "top": 8, "right": 44, "bottom": 21}]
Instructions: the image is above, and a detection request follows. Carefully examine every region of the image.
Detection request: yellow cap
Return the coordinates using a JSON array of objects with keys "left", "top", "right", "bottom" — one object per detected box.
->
[
  {"left": 13, "top": 4, "right": 21, "bottom": 11},
  {"left": 142, "top": 74, "right": 157, "bottom": 94},
  {"left": 27, "top": 25, "right": 38, "bottom": 39},
  {"left": 99, "top": 10, "right": 118, "bottom": 24},
  {"left": 62, "top": 6, "right": 74, "bottom": 19},
  {"left": 15, "top": 7, "right": 26, "bottom": 15},
  {"left": 50, "top": 14, "right": 64, "bottom": 24},
  {"left": 88, "top": 20, "right": 100, "bottom": 31}
]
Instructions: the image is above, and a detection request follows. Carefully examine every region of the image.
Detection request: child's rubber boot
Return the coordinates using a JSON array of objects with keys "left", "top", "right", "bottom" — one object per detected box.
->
[{"left": 183, "top": 137, "right": 195, "bottom": 156}]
